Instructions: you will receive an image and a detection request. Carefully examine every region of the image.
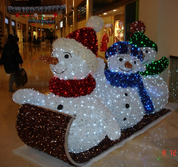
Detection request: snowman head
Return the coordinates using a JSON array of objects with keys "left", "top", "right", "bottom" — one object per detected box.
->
[
  {"left": 129, "top": 21, "right": 158, "bottom": 65},
  {"left": 39, "top": 16, "right": 104, "bottom": 80},
  {"left": 50, "top": 38, "right": 98, "bottom": 80},
  {"left": 105, "top": 41, "right": 145, "bottom": 74}
]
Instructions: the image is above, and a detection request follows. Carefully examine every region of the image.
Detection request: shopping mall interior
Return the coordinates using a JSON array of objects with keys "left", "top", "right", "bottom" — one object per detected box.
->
[{"left": 0, "top": 0, "right": 178, "bottom": 167}]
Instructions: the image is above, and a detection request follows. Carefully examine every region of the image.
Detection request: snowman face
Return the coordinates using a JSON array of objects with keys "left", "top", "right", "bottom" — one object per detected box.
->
[
  {"left": 107, "top": 54, "right": 144, "bottom": 74},
  {"left": 140, "top": 47, "right": 157, "bottom": 65},
  {"left": 50, "top": 48, "right": 90, "bottom": 79}
]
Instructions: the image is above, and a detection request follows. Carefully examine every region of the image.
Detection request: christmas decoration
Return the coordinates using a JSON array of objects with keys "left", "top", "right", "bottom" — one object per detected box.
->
[
  {"left": 100, "top": 30, "right": 109, "bottom": 52},
  {"left": 53, "top": 12, "right": 57, "bottom": 17},
  {"left": 7, "top": 5, "right": 66, "bottom": 14},
  {"left": 94, "top": 41, "right": 168, "bottom": 129},
  {"left": 129, "top": 20, "right": 169, "bottom": 75},
  {"left": 15, "top": 13, "right": 19, "bottom": 17},
  {"left": 12, "top": 16, "right": 171, "bottom": 166},
  {"left": 34, "top": 13, "right": 38, "bottom": 17},
  {"left": 28, "top": 20, "right": 55, "bottom": 24},
  {"left": 13, "top": 16, "right": 121, "bottom": 154}
]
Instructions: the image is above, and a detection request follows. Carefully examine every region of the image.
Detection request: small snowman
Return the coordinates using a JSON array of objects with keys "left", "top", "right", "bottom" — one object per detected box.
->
[
  {"left": 13, "top": 16, "right": 121, "bottom": 153},
  {"left": 95, "top": 41, "right": 155, "bottom": 129},
  {"left": 129, "top": 20, "right": 169, "bottom": 112},
  {"left": 129, "top": 20, "right": 169, "bottom": 75}
]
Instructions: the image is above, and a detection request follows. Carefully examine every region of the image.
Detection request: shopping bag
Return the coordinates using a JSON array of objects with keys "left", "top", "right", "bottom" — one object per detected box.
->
[{"left": 16, "top": 68, "right": 28, "bottom": 87}]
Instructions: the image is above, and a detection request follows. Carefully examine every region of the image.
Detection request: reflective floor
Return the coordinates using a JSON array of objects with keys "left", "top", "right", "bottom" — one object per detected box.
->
[{"left": 0, "top": 43, "right": 178, "bottom": 167}]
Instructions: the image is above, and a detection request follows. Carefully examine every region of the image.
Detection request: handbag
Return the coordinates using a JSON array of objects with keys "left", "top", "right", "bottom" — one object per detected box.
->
[{"left": 16, "top": 68, "right": 28, "bottom": 87}]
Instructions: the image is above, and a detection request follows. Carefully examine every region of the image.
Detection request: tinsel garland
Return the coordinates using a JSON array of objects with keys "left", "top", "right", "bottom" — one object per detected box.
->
[
  {"left": 28, "top": 20, "right": 55, "bottom": 24},
  {"left": 140, "top": 56, "right": 169, "bottom": 76},
  {"left": 7, "top": 5, "right": 65, "bottom": 13},
  {"left": 49, "top": 74, "right": 96, "bottom": 97}
]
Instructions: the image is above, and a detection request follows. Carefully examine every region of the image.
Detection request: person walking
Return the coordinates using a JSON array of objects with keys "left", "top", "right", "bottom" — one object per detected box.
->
[{"left": 0, "top": 34, "right": 23, "bottom": 92}]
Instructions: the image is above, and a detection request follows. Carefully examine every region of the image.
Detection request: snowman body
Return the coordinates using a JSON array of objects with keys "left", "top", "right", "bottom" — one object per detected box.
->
[
  {"left": 137, "top": 46, "right": 168, "bottom": 112},
  {"left": 141, "top": 75, "right": 168, "bottom": 112},
  {"left": 13, "top": 37, "right": 121, "bottom": 153},
  {"left": 95, "top": 52, "right": 147, "bottom": 129},
  {"left": 129, "top": 22, "right": 169, "bottom": 110}
]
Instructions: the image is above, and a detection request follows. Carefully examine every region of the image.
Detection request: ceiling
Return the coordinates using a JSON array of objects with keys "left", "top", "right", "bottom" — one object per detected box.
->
[{"left": 9, "top": 0, "right": 65, "bottom": 6}]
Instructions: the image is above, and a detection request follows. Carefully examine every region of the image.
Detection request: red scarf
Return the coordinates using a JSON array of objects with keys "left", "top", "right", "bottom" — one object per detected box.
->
[{"left": 49, "top": 74, "right": 96, "bottom": 97}]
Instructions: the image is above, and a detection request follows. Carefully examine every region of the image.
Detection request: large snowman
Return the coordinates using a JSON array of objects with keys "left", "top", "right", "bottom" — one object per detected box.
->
[
  {"left": 129, "top": 20, "right": 169, "bottom": 112},
  {"left": 13, "top": 16, "right": 121, "bottom": 153}
]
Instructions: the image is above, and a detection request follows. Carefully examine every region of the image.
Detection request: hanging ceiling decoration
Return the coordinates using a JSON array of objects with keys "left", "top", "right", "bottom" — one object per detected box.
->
[
  {"left": 7, "top": 5, "right": 66, "bottom": 14},
  {"left": 28, "top": 19, "right": 55, "bottom": 24}
]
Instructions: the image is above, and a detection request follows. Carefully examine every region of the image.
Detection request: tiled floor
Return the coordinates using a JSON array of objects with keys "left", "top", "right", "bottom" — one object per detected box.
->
[{"left": 0, "top": 43, "right": 178, "bottom": 167}]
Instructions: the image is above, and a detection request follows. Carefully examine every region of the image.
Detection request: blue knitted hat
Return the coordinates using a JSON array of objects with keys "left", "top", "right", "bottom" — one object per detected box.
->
[{"left": 105, "top": 41, "right": 144, "bottom": 61}]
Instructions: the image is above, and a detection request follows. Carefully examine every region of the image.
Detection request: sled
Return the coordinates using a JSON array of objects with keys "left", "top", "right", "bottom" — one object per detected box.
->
[{"left": 16, "top": 103, "right": 172, "bottom": 166}]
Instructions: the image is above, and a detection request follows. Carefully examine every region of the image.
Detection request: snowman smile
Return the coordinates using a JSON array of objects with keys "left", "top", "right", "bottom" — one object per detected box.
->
[
  {"left": 51, "top": 68, "right": 67, "bottom": 74},
  {"left": 119, "top": 67, "right": 133, "bottom": 72},
  {"left": 143, "top": 59, "right": 150, "bottom": 64}
]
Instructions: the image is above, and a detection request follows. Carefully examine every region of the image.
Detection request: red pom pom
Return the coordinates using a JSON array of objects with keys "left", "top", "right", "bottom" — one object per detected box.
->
[
  {"left": 130, "top": 20, "right": 146, "bottom": 34},
  {"left": 15, "top": 13, "right": 19, "bottom": 17}
]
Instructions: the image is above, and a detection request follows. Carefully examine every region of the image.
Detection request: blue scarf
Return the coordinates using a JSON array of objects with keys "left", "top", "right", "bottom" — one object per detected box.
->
[{"left": 104, "top": 69, "right": 154, "bottom": 114}]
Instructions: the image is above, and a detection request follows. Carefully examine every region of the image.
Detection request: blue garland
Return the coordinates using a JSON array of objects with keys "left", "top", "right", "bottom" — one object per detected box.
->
[{"left": 104, "top": 69, "right": 154, "bottom": 114}]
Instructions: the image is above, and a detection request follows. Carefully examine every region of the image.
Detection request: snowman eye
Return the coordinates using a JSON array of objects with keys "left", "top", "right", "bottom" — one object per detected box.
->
[
  {"left": 64, "top": 54, "right": 69, "bottom": 59},
  {"left": 134, "top": 61, "right": 136, "bottom": 64},
  {"left": 145, "top": 50, "right": 149, "bottom": 53},
  {"left": 118, "top": 57, "right": 123, "bottom": 61},
  {"left": 64, "top": 52, "right": 71, "bottom": 59}
]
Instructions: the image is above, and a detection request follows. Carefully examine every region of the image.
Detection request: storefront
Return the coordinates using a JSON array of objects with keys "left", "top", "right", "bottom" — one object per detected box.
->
[{"left": 95, "top": 1, "right": 138, "bottom": 58}]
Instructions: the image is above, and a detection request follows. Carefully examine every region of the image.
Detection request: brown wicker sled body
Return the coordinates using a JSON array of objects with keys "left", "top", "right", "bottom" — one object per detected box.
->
[{"left": 16, "top": 104, "right": 171, "bottom": 166}]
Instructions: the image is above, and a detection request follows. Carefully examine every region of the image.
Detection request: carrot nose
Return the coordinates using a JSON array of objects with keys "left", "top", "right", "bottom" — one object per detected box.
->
[
  {"left": 39, "top": 55, "right": 59, "bottom": 65},
  {"left": 124, "top": 61, "right": 132, "bottom": 68}
]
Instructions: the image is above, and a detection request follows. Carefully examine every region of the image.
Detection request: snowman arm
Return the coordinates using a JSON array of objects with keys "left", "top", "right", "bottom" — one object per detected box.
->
[
  {"left": 140, "top": 56, "right": 169, "bottom": 76},
  {"left": 93, "top": 58, "right": 106, "bottom": 83},
  {"left": 13, "top": 89, "right": 46, "bottom": 107},
  {"left": 103, "top": 112, "right": 121, "bottom": 140}
]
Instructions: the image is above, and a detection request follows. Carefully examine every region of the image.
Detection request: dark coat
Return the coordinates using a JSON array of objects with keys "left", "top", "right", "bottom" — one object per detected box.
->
[{"left": 0, "top": 42, "right": 23, "bottom": 74}]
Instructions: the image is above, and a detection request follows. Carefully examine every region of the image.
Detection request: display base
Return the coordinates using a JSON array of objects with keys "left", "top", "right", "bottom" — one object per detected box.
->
[
  {"left": 13, "top": 103, "right": 174, "bottom": 167},
  {"left": 13, "top": 145, "right": 73, "bottom": 167}
]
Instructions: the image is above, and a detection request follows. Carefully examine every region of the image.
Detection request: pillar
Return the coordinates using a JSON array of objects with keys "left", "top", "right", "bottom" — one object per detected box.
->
[
  {"left": 86, "top": 0, "right": 93, "bottom": 20},
  {"left": 73, "top": 0, "right": 77, "bottom": 31},
  {"left": 65, "top": 0, "right": 70, "bottom": 36}
]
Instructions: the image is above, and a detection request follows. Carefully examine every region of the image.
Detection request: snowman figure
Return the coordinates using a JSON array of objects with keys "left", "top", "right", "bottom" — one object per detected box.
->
[
  {"left": 129, "top": 20, "right": 169, "bottom": 112},
  {"left": 129, "top": 20, "right": 169, "bottom": 75},
  {"left": 94, "top": 41, "right": 155, "bottom": 129},
  {"left": 13, "top": 16, "right": 121, "bottom": 153}
]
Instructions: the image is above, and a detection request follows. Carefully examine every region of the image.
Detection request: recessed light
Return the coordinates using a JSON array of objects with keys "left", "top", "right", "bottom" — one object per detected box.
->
[{"left": 103, "top": 13, "right": 107, "bottom": 15}]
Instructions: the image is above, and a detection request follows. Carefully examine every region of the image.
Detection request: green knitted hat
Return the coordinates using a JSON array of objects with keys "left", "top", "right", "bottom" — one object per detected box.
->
[{"left": 129, "top": 21, "right": 158, "bottom": 53}]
